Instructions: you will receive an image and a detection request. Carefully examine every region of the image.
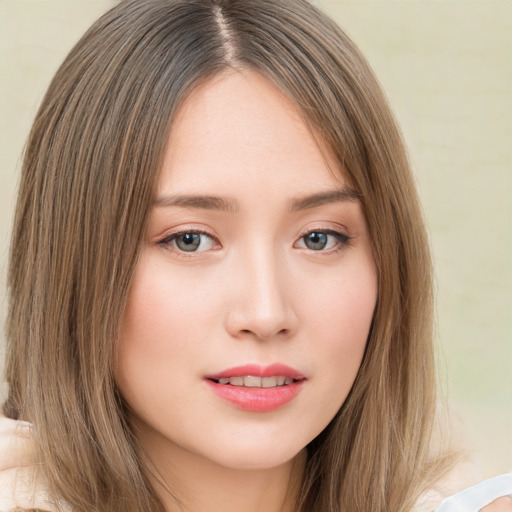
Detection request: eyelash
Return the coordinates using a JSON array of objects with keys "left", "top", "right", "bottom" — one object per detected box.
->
[{"left": 157, "top": 228, "right": 352, "bottom": 256}]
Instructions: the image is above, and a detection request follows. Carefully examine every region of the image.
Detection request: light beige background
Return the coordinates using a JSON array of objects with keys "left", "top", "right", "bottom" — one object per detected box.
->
[{"left": 1, "top": 0, "right": 510, "bottom": 478}]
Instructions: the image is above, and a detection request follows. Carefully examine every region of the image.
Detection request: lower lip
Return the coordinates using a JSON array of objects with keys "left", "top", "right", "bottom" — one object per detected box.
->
[{"left": 205, "top": 380, "right": 304, "bottom": 412}]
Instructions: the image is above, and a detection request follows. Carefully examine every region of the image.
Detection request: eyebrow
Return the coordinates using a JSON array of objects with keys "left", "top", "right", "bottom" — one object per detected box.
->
[
  {"left": 153, "top": 194, "right": 239, "bottom": 213},
  {"left": 288, "top": 187, "right": 361, "bottom": 211},
  {"left": 153, "top": 186, "right": 361, "bottom": 213}
]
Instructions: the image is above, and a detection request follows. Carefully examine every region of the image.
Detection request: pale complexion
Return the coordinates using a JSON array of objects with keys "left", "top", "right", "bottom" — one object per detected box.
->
[
  {"left": 483, "top": 498, "right": 512, "bottom": 512},
  {"left": 115, "top": 70, "right": 377, "bottom": 512}
]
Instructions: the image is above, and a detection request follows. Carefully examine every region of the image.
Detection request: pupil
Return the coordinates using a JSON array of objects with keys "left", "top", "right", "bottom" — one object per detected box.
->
[
  {"left": 306, "top": 232, "right": 328, "bottom": 250},
  {"left": 177, "top": 233, "right": 201, "bottom": 251}
]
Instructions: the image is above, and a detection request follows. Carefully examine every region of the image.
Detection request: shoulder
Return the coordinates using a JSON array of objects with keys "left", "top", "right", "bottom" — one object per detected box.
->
[
  {"left": 426, "top": 473, "right": 512, "bottom": 512},
  {"left": 481, "top": 497, "right": 512, "bottom": 512},
  {"left": 0, "top": 414, "right": 54, "bottom": 511},
  {"left": 413, "top": 457, "right": 512, "bottom": 512},
  {"left": 413, "top": 458, "right": 482, "bottom": 511},
  {"left": 0, "top": 413, "right": 34, "bottom": 468}
]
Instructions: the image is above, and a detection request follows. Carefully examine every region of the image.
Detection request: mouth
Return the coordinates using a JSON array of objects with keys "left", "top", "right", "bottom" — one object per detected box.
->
[
  {"left": 204, "top": 364, "right": 306, "bottom": 412},
  {"left": 210, "top": 376, "right": 299, "bottom": 388}
]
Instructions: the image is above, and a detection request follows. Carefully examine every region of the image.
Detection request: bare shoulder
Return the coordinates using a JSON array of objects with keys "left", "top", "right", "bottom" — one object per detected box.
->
[{"left": 481, "top": 497, "right": 512, "bottom": 512}]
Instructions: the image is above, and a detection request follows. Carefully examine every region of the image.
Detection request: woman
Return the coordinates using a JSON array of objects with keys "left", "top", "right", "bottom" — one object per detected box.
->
[{"left": 0, "top": 0, "right": 510, "bottom": 511}]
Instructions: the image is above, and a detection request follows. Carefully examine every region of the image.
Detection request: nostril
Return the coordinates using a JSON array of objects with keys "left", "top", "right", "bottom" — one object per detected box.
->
[{"left": 238, "top": 328, "right": 289, "bottom": 340}]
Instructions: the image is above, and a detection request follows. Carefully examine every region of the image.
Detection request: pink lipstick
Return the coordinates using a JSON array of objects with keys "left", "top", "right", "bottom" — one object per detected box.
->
[{"left": 204, "top": 364, "right": 305, "bottom": 412}]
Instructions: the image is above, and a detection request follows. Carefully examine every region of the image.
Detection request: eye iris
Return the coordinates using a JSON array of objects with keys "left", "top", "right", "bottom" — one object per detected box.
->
[
  {"left": 176, "top": 233, "right": 201, "bottom": 252},
  {"left": 305, "top": 232, "right": 328, "bottom": 250}
]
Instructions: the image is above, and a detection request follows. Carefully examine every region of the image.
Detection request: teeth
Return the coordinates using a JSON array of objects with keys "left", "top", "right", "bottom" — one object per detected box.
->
[
  {"left": 244, "top": 376, "right": 262, "bottom": 387},
  {"left": 230, "top": 376, "right": 244, "bottom": 386},
  {"left": 216, "top": 376, "right": 296, "bottom": 388},
  {"left": 262, "top": 376, "right": 277, "bottom": 388}
]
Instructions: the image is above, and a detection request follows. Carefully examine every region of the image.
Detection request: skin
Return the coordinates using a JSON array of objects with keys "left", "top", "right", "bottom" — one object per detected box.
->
[
  {"left": 482, "top": 498, "right": 512, "bottom": 512},
  {"left": 115, "top": 70, "right": 377, "bottom": 512}
]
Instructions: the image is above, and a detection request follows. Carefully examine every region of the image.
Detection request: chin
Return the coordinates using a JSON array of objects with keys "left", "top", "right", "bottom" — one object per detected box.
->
[{"left": 199, "top": 438, "right": 305, "bottom": 471}]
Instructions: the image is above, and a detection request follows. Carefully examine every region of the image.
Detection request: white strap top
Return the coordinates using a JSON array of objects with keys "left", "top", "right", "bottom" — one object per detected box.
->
[{"left": 432, "top": 473, "right": 512, "bottom": 512}]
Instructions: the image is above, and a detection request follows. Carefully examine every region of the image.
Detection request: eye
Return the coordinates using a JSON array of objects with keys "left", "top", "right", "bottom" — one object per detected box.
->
[
  {"left": 158, "top": 231, "right": 217, "bottom": 253},
  {"left": 296, "top": 230, "right": 351, "bottom": 252}
]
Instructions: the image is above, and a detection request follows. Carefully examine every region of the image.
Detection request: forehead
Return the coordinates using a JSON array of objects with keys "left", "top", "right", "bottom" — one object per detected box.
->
[{"left": 158, "top": 69, "right": 347, "bottom": 199}]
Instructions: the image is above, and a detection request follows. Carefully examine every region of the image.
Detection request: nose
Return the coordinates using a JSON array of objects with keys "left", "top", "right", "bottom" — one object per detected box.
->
[{"left": 224, "top": 248, "right": 298, "bottom": 342}]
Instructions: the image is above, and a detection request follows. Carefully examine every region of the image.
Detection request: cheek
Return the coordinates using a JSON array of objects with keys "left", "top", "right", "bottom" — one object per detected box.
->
[
  {"left": 302, "top": 252, "right": 377, "bottom": 346},
  {"left": 114, "top": 254, "right": 218, "bottom": 400},
  {"left": 121, "top": 254, "right": 218, "bottom": 345},
  {"left": 301, "top": 255, "right": 377, "bottom": 407}
]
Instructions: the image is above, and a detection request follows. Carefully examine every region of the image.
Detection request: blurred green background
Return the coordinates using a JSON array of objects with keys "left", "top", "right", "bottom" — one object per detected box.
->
[{"left": 0, "top": 0, "right": 510, "bottom": 478}]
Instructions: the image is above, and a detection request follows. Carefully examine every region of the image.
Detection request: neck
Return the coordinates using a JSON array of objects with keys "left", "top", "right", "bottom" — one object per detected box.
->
[{"left": 141, "top": 431, "right": 306, "bottom": 512}]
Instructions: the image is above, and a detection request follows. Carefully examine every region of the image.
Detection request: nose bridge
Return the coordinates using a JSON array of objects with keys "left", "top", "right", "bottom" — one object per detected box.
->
[{"left": 226, "top": 242, "right": 296, "bottom": 340}]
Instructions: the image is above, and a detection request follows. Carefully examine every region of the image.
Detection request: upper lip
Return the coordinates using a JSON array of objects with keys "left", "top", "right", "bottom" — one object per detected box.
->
[{"left": 205, "top": 363, "right": 306, "bottom": 381}]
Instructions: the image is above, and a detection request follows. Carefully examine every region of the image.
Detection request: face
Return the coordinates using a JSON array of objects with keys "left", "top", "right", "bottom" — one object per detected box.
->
[{"left": 115, "top": 70, "right": 377, "bottom": 472}]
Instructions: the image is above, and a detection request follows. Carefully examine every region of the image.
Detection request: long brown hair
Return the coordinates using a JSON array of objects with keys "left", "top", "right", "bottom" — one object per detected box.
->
[{"left": 4, "top": 0, "right": 454, "bottom": 510}]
